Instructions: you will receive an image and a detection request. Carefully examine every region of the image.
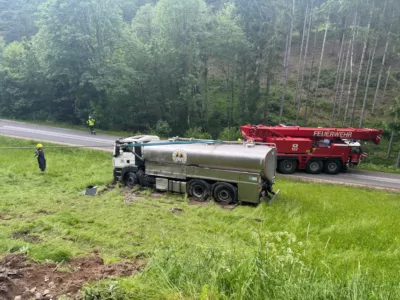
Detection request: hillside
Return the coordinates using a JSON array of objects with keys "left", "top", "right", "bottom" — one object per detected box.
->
[{"left": 0, "top": 0, "right": 399, "bottom": 164}]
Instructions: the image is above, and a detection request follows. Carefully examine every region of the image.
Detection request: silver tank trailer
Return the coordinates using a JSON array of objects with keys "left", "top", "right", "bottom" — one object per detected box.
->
[{"left": 142, "top": 142, "right": 277, "bottom": 181}]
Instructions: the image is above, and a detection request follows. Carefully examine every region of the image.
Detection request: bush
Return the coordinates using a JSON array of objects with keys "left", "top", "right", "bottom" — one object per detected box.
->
[
  {"left": 150, "top": 120, "right": 171, "bottom": 138},
  {"left": 184, "top": 127, "right": 212, "bottom": 139},
  {"left": 218, "top": 127, "right": 241, "bottom": 141}
]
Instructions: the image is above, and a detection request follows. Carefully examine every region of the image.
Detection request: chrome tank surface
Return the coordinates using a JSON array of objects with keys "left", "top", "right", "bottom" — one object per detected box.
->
[{"left": 142, "top": 142, "right": 277, "bottom": 181}]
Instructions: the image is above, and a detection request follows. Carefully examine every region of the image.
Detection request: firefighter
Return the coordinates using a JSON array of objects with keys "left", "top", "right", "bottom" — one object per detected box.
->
[
  {"left": 34, "top": 144, "right": 46, "bottom": 173},
  {"left": 87, "top": 116, "right": 96, "bottom": 135}
]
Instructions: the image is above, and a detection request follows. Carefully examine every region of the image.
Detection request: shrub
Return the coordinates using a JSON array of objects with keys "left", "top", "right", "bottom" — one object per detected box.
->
[{"left": 184, "top": 127, "right": 212, "bottom": 139}]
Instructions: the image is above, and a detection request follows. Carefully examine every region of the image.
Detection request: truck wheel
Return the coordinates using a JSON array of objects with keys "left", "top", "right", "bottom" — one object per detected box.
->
[
  {"left": 278, "top": 160, "right": 297, "bottom": 174},
  {"left": 187, "top": 179, "right": 210, "bottom": 202},
  {"left": 213, "top": 183, "right": 237, "bottom": 204},
  {"left": 125, "top": 172, "right": 138, "bottom": 189},
  {"left": 323, "top": 160, "right": 341, "bottom": 174},
  {"left": 305, "top": 160, "right": 323, "bottom": 174}
]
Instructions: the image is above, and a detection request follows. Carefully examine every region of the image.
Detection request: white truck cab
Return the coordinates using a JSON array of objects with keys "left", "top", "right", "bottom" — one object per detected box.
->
[{"left": 113, "top": 135, "right": 160, "bottom": 169}]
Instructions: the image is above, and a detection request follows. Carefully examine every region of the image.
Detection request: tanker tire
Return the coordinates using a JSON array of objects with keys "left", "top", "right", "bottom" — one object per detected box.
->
[
  {"left": 136, "top": 169, "right": 145, "bottom": 186},
  {"left": 213, "top": 182, "right": 237, "bottom": 205},
  {"left": 278, "top": 160, "right": 297, "bottom": 174},
  {"left": 187, "top": 179, "right": 211, "bottom": 202},
  {"left": 323, "top": 160, "right": 341, "bottom": 175},
  {"left": 305, "top": 160, "right": 323, "bottom": 174},
  {"left": 125, "top": 172, "right": 138, "bottom": 189}
]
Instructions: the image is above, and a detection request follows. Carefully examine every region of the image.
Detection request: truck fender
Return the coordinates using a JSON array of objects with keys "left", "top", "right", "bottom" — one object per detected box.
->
[{"left": 120, "top": 166, "right": 139, "bottom": 181}]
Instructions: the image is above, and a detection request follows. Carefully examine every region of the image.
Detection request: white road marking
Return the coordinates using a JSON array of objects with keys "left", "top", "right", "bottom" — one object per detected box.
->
[{"left": 0, "top": 125, "right": 113, "bottom": 144}]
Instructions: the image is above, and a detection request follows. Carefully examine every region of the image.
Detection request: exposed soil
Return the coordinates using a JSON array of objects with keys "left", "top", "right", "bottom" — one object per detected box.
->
[
  {"left": 168, "top": 208, "right": 184, "bottom": 214},
  {"left": 0, "top": 253, "right": 142, "bottom": 300},
  {"left": 10, "top": 232, "right": 41, "bottom": 244},
  {"left": 188, "top": 198, "right": 237, "bottom": 210}
]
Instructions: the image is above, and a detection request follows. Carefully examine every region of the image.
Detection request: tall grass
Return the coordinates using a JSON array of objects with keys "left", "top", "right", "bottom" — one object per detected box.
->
[{"left": 1, "top": 136, "right": 400, "bottom": 299}]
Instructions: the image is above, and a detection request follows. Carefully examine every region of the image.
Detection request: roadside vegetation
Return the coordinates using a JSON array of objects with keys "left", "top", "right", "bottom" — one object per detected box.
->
[{"left": 0, "top": 136, "right": 400, "bottom": 299}]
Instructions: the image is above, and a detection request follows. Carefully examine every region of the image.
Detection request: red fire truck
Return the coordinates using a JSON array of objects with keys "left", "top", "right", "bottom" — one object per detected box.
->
[{"left": 240, "top": 124, "right": 383, "bottom": 175}]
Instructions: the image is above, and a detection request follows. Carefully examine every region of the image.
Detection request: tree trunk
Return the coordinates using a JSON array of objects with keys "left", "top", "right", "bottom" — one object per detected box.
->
[
  {"left": 363, "top": 46, "right": 373, "bottom": 86},
  {"left": 264, "top": 70, "right": 271, "bottom": 123},
  {"left": 296, "top": 0, "right": 313, "bottom": 125},
  {"left": 372, "top": 11, "right": 392, "bottom": 112},
  {"left": 279, "top": 0, "right": 295, "bottom": 123},
  {"left": 330, "top": 30, "right": 347, "bottom": 126},
  {"left": 294, "top": 0, "right": 309, "bottom": 106},
  {"left": 387, "top": 130, "right": 394, "bottom": 159},
  {"left": 381, "top": 65, "right": 391, "bottom": 103},
  {"left": 337, "top": 40, "right": 351, "bottom": 118},
  {"left": 359, "top": 35, "right": 378, "bottom": 128},
  {"left": 350, "top": 10, "right": 372, "bottom": 127},
  {"left": 397, "top": 150, "right": 400, "bottom": 169},
  {"left": 331, "top": 27, "right": 336, "bottom": 56},
  {"left": 313, "top": 14, "right": 329, "bottom": 113},
  {"left": 304, "top": 27, "right": 318, "bottom": 124},
  {"left": 343, "top": 14, "right": 358, "bottom": 126},
  {"left": 333, "top": 25, "right": 347, "bottom": 93}
]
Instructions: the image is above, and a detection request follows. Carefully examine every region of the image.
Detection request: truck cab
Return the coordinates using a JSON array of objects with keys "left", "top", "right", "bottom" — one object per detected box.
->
[{"left": 113, "top": 135, "right": 160, "bottom": 181}]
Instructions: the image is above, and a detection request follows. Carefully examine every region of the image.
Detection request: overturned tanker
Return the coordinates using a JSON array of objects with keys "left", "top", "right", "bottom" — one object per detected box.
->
[{"left": 113, "top": 136, "right": 279, "bottom": 204}]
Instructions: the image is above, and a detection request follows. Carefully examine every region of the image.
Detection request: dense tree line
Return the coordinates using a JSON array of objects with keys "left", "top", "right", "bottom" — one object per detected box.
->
[{"left": 0, "top": 0, "right": 399, "bottom": 141}]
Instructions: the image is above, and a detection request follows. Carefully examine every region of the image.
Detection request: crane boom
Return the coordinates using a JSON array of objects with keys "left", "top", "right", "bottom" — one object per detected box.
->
[{"left": 240, "top": 125, "right": 383, "bottom": 145}]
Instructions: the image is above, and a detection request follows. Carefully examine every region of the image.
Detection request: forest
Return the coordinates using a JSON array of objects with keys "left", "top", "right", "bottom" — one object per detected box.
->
[{"left": 0, "top": 0, "right": 399, "bottom": 142}]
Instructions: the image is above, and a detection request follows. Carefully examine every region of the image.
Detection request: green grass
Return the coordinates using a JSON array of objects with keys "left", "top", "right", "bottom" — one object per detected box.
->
[
  {"left": 1, "top": 136, "right": 400, "bottom": 299},
  {"left": 358, "top": 139, "right": 400, "bottom": 174}
]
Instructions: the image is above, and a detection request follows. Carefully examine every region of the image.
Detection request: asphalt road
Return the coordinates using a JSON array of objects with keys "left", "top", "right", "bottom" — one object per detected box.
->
[{"left": 1, "top": 119, "right": 400, "bottom": 192}]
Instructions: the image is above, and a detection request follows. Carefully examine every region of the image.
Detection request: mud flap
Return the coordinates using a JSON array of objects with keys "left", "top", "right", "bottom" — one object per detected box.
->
[{"left": 266, "top": 189, "right": 280, "bottom": 204}]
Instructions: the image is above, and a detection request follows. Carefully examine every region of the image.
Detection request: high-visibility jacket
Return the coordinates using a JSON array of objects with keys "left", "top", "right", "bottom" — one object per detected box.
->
[{"left": 88, "top": 119, "right": 95, "bottom": 126}]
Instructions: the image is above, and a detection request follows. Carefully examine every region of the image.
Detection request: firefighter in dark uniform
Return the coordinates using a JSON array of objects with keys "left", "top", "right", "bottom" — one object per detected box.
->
[{"left": 34, "top": 144, "right": 46, "bottom": 172}]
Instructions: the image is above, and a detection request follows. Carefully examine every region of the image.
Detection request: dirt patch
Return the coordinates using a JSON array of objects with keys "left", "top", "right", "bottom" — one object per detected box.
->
[
  {"left": 97, "top": 184, "right": 116, "bottom": 196},
  {"left": 123, "top": 191, "right": 146, "bottom": 204},
  {"left": 188, "top": 197, "right": 211, "bottom": 206},
  {"left": 0, "top": 215, "right": 13, "bottom": 221},
  {"left": 0, "top": 253, "right": 142, "bottom": 300},
  {"left": 188, "top": 198, "right": 237, "bottom": 210},
  {"left": 150, "top": 193, "right": 164, "bottom": 198},
  {"left": 11, "top": 232, "right": 41, "bottom": 244},
  {"left": 168, "top": 208, "right": 184, "bottom": 214},
  {"left": 35, "top": 210, "right": 54, "bottom": 215}
]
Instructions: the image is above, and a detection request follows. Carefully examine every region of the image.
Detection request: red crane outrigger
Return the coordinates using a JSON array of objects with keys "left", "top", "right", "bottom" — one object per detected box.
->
[{"left": 240, "top": 124, "right": 383, "bottom": 175}]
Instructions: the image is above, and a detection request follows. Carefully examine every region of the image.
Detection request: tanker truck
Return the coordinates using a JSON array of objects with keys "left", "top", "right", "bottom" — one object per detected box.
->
[{"left": 112, "top": 135, "right": 279, "bottom": 204}]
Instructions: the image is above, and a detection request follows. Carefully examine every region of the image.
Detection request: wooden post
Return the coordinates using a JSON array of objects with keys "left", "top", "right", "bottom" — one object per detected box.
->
[{"left": 396, "top": 150, "right": 400, "bottom": 169}]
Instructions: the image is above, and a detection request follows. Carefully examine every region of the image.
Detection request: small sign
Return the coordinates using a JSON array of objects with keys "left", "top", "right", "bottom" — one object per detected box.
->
[
  {"left": 292, "top": 144, "right": 299, "bottom": 151},
  {"left": 249, "top": 176, "right": 258, "bottom": 181},
  {"left": 172, "top": 150, "right": 187, "bottom": 164}
]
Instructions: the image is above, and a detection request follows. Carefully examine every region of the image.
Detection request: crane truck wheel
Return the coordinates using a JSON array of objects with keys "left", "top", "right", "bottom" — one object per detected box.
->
[
  {"left": 305, "top": 160, "right": 323, "bottom": 174},
  {"left": 323, "top": 160, "right": 341, "bottom": 174},
  {"left": 278, "top": 160, "right": 298, "bottom": 174},
  {"left": 187, "top": 179, "right": 211, "bottom": 202},
  {"left": 125, "top": 172, "right": 138, "bottom": 189},
  {"left": 212, "top": 182, "right": 237, "bottom": 204}
]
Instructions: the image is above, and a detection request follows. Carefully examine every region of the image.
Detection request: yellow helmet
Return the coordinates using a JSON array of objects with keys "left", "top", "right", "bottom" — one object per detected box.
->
[
  {"left": 37, "top": 143, "right": 43, "bottom": 148},
  {"left": 238, "top": 138, "right": 242, "bottom": 142}
]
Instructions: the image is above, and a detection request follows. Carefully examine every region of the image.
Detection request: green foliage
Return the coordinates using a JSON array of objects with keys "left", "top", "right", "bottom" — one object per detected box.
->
[
  {"left": 184, "top": 127, "right": 212, "bottom": 139},
  {"left": 0, "top": 0, "right": 400, "bottom": 155},
  {"left": 218, "top": 126, "right": 241, "bottom": 140},
  {"left": 151, "top": 120, "right": 172, "bottom": 137}
]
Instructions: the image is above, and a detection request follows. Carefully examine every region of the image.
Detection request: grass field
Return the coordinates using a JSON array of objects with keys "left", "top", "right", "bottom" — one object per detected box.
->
[{"left": 1, "top": 136, "right": 400, "bottom": 299}]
